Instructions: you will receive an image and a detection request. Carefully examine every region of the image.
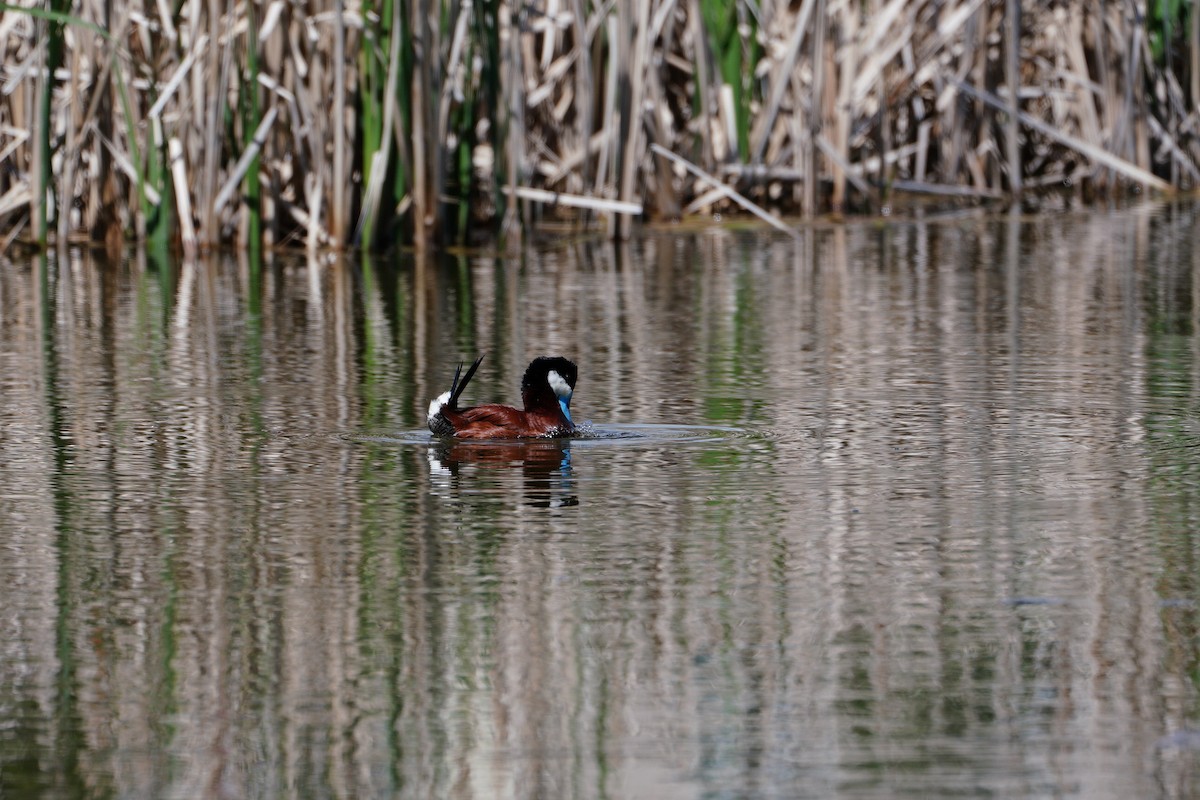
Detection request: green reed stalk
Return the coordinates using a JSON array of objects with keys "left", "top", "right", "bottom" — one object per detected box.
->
[
  {"left": 699, "top": 0, "right": 754, "bottom": 161},
  {"left": 243, "top": 0, "right": 262, "bottom": 255},
  {"left": 358, "top": 0, "right": 411, "bottom": 250},
  {"left": 392, "top": 23, "right": 413, "bottom": 229},
  {"left": 453, "top": 109, "right": 471, "bottom": 241},
  {"left": 110, "top": 59, "right": 142, "bottom": 226},
  {"left": 358, "top": 0, "right": 385, "bottom": 247},
  {"left": 386, "top": 0, "right": 413, "bottom": 240},
  {"left": 1149, "top": 0, "right": 1186, "bottom": 64},
  {"left": 34, "top": 0, "right": 70, "bottom": 246},
  {"left": 145, "top": 119, "right": 172, "bottom": 257},
  {"left": 351, "top": 0, "right": 416, "bottom": 250},
  {"left": 742, "top": 6, "right": 761, "bottom": 161}
]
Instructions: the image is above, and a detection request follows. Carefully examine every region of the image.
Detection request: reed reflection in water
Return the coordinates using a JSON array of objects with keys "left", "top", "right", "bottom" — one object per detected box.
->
[{"left": 3, "top": 206, "right": 1200, "bottom": 798}]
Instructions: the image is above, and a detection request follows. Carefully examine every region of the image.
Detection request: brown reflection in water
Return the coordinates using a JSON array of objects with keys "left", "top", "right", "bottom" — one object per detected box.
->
[
  {"left": 428, "top": 438, "right": 578, "bottom": 508},
  {"left": 2, "top": 207, "right": 1200, "bottom": 798}
]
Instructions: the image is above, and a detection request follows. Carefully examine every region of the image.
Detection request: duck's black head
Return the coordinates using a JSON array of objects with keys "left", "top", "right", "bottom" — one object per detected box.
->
[{"left": 521, "top": 356, "right": 578, "bottom": 421}]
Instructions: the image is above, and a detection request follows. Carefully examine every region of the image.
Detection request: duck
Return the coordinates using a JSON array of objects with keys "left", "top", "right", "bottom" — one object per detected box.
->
[{"left": 427, "top": 355, "right": 578, "bottom": 439}]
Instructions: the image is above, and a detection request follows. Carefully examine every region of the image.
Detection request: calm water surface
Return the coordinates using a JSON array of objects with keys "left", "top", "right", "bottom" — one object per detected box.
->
[{"left": 4, "top": 207, "right": 1200, "bottom": 798}]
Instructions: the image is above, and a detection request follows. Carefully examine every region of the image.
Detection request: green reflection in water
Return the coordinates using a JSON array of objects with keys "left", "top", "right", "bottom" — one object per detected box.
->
[
  {"left": 1144, "top": 328, "right": 1200, "bottom": 721},
  {"left": 702, "top": 239, "right": 769, "bottom": 427},
  {"left": 11, "top": 209, "right": 1200, "bottom": 797},
  {"left": 355, "top": 427, "right": 412, "bottom": 796},
  {"left": 44, "top": 253, "right": 91, "bottom": 798}
]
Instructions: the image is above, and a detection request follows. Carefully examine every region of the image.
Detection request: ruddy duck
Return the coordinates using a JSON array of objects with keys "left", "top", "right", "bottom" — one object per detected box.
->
[{"left": 427, "top": 355, "right": 578, "bottom": 439}]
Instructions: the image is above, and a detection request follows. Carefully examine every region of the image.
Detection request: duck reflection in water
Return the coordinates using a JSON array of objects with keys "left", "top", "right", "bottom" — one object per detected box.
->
[{"left": 428, "top": 439, "right": 578, "bottom": 508}]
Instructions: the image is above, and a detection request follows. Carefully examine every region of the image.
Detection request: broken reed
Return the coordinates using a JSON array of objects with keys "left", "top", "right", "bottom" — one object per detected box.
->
[{"left": 0, "top": 0, "right": 1197, "bottom": 254}]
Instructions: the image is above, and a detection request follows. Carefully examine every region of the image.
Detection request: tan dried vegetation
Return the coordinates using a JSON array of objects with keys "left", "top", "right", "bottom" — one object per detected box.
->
[{"left": 0, "top": 0, "right": 1195, "bottom": 253}]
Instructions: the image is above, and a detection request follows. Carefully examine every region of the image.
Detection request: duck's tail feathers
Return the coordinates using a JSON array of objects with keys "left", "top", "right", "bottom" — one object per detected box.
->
[
  {"left": 447, "top": 355, "right": 484, "bottom": 410},
  {"left": 428, "top": 355, "right": 484, "bottom": 435}
]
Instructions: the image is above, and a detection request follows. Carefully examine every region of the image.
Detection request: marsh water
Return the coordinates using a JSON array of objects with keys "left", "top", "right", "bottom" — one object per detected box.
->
[{"left": 4, "top": 206, "right": 1200, "bottom": 798}]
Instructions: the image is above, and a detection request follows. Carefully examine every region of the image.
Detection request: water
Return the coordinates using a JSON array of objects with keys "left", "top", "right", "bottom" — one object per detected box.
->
[{"left": 3, "top": 205, "right": 1200, "bottom": 798}]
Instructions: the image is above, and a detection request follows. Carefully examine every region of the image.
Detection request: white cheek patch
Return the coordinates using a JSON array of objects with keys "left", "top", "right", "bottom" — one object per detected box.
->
[
  {"left": 547, "top": 370, "right": 573, "bottom": 403},
  {"left": 427, "top": 390, "right": 451, "bottom": 423}
]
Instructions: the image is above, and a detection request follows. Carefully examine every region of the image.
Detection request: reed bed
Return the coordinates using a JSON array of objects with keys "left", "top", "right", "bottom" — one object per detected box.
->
[{"left": 0, "top": 0, "right": 1197, "bottom": 252}]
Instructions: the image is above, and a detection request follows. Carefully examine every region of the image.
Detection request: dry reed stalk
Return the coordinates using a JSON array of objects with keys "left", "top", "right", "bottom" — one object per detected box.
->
[
  {"left": 816, "top": 135, "right": 869, "bottom": 197},
  {"left": 1004, "top": 0, "right": 1020, "bottom": 194},
  {"left": 1191, "top": 5, "right": 1200, "bottom": 113},
  {"left": 892, "top": 179, "right": 1003, "bottom": 200},
  {"left": 616, "top": 0, "right": 650, "bottom": 239},
  {"left": 651, "top": 143, "right": 799, "bottom": 238},
  {"left": 568, "top": 0, "right": 593, "bottom": 194},
  {"left": 505, "top": 185, "right": 643, "bottom": 214},
  {"left": 55, "top": 33, "right": 79, "bottom": 248},
  {"left": 30, "top": 17, "right": 49, "bottom": 244},
  {"left": 1147, "top": 115, "right": 1200, "bottom": 184},
  {"left": 805, "top": 0, "right": 826, "bottom": 216},
  {"left": 684, "top": 0, "right": 713, "bottom": 168},
  {"left": 592, "top": 14, "right": 619, "bottom": 229},
  {"left": 197, "top": 0, "right": 225, "bottom": 243},
  {"left": 751, "top": 0, "right": 811, "bottom": 164},
  {"left": 168, "top": 137, "right": 198, "bottom": 258},
  {"left": 331, "top": 0, "right": 347, "bottom": 244},
  {"left": 214, "top": 105, "right": 279, "bottom": 215},
  {"left": 954, "top": 79, "right": 1171, "bottom": 191},
  {"left": 829, "top": 7, "right": 856, "bottom": 211},
  {"left": 497, "top": 0, "right": 520, "bottom": 236}
]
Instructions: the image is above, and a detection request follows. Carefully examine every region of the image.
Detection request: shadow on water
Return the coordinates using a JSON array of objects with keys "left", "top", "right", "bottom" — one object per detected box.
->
[{"left": 6, "top": 205, "right": 1200, "bottom": 797}]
